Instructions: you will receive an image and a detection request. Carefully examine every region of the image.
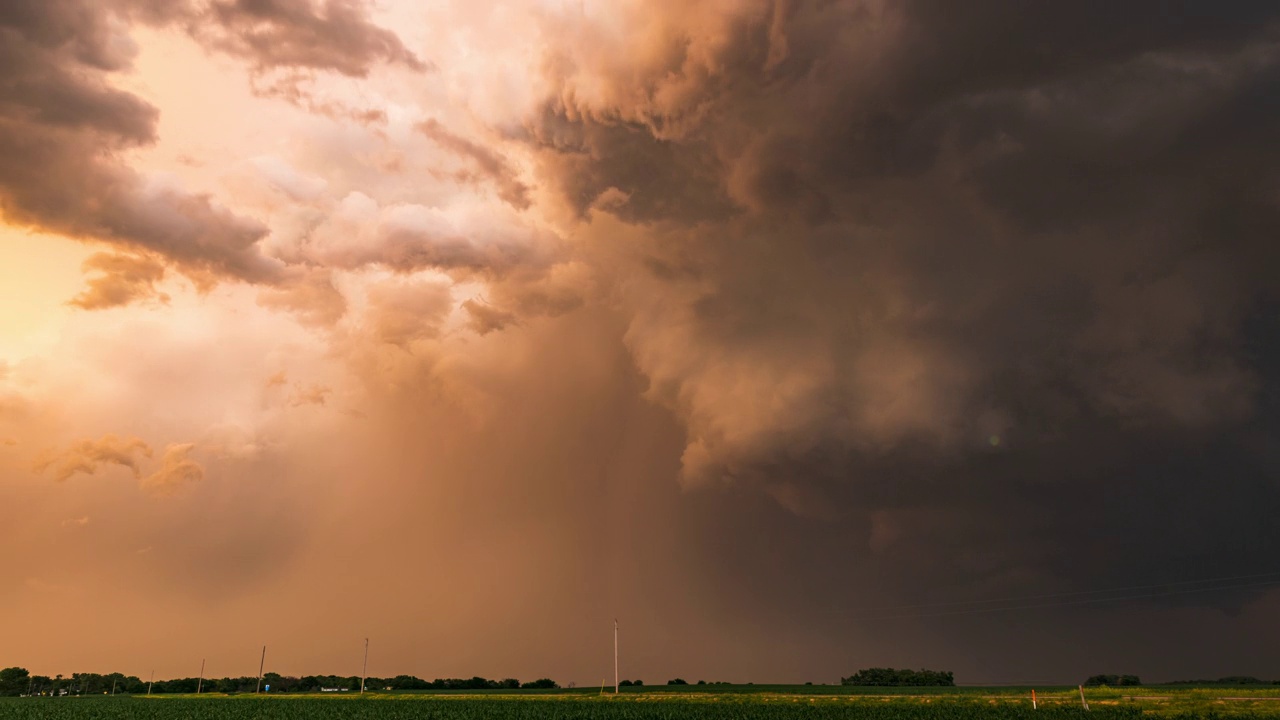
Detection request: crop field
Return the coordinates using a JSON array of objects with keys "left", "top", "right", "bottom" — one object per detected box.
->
[{"left": 6, "top": 687, "right": 1280, "bottom": 720}]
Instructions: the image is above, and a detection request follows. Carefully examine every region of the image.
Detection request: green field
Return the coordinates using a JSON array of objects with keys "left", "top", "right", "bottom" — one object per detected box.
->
[{"left": 6, "top": 687, "right": 1280, "bottom": 719}]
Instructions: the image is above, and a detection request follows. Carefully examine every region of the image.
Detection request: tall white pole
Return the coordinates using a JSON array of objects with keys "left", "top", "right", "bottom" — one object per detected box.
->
[
  {"left": 256, "top": 646, "right": 266, "bottom": 694},
  {"left": 197, "top": 658, "right": 205, "bottom": 695},
  {"left": 147, "top": 670, "right": 154, "bottom": 696},
  {"left": 613, "top": 619, "right": 619, "bottom": 694},
  {"left": 361, "top": 638, "right": 369, "bottom": 694}
]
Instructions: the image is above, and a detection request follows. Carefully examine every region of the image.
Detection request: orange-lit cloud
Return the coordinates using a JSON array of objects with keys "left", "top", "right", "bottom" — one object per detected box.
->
[
  {"left": 34, "top": 434, "right": 153, "bottom": 482},
  {"left": 140, "top": 442, "right": 204, "bottom": 495},
  {"left": 69, "top": 252, "right": 170, "bottom": 310}
]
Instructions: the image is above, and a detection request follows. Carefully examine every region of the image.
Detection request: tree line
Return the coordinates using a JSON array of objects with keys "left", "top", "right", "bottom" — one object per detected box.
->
[
  {"left": 840, "top": 668, "right": 955, "bottom": 687},
  {"left": 0, "top": 667, "right": 557, "bottom": 696}
]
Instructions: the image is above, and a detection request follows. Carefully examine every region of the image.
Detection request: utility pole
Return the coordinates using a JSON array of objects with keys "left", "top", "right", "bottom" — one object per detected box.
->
[
  {"left": 613, "top": 619, "right": 619, "bottom": 695},
  {"left": 361, "top": 638, "right": 369, "bottom": 694},
  {"left": 256, "top": 646, "right": 267, "bottom": 694},
  {"left": 197, "top": 658, "right": 205, "bottom": 695}
]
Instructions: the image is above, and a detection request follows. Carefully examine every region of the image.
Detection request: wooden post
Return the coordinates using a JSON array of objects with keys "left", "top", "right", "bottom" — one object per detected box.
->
[
  {"left": 197, "top": 658, "right": 205, "bottom": 695},
  {"left": 1031, "top": 688, "right": 1037, "bottom": 709},
  {"left": 1078, "top": 685, "right": 1089, "bottom": 711},
  {"left": 147, "top": 670, "right": 154, "bottom": 696}
]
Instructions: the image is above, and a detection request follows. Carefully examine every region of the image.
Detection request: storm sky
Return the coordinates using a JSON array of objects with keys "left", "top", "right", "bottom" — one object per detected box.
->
[{"left": 2, "top": 0, "right": 1279, "bottom": 685}]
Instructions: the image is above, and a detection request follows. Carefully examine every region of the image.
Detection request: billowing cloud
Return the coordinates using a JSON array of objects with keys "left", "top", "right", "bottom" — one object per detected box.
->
[
  {"left": 524, "top": 0, "right": 1280, "bottom": 488},
  {"left": 0, "top": 0, "right": 280, "bottom": 281}
]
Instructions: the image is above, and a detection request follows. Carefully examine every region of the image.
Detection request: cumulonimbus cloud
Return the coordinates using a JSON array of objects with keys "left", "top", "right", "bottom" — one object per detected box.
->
[{"left": 522, "top": 0, "right": 1280, "bottom": 493}]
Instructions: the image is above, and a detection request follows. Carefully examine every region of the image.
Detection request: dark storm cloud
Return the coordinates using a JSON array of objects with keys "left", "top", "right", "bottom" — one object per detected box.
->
[
  {"left": 0, "top": 0, "right": 280, "bottom": 281},
  {"left": 523, "top": 0, "right": 1280, "bottom": 633}
]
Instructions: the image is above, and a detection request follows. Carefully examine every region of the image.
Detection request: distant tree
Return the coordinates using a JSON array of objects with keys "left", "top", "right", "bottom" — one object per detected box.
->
[
  {"left": 387, "top": 675, "right": 429, "bottom": 690},
  {"left": 618, "top": 679, "right": 633, "bottom": 687},
  {"left": 520, "top": 679, "right": 558, "bottom": 689},
  {"left": 841, "top": 668, "right": 955, "bottom": 687},
  {"left": 696, "top": 680, "right": 706, "bottom": 685},
  {"left": 1215, "top": 677, "right": 1266, "bottom": 686},
  {"left": 1084, "top": 675, "right": 1141, "bottom": 687},
  {"left": 29, "top": 676, "right": 51, "bottom": 696},
  {"left": 667, "top": 678, "right": 688, "bottom": 685},
  {"left": 0, "top": 667, "right": 30, "bottom": 696}
]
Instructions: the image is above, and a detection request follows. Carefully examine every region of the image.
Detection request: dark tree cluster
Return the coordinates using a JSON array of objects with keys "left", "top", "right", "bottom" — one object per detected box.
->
[
  {"left": 1084, "top": 675, "right": 1142, "bottom": 687},
  {"left": 0, "top": 668, "right": 30, "bottom": 697},
  {"left": 841, "top": 668, "right": 955, "bottom": 687},
  {"left": 618, "top": 679, "right": 644, "bottom": 687}
]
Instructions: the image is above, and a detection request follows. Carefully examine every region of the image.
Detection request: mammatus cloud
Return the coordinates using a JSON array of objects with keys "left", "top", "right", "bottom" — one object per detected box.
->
[
  {"left": 69, "top": 253, "right": 170, "bottom": 310},
  {"left": 34, "top": 434, "right": 204, "bottom": 494}
]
